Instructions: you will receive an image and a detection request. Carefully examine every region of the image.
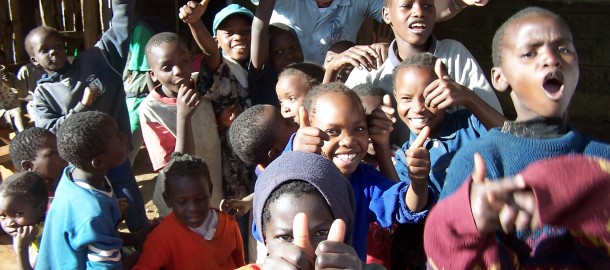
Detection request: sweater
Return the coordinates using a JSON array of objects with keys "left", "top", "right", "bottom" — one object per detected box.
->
[
  {"left": 133, "top": 210, "right": 245, "bottom": 270},
  {"left": 425, "top": 154, "right": 610, "bottom": 269},
  {"left": 36, "top": 166, "right": 123, "bottom": 269},
  {"left": 33, "top": 0, "right": 133, "bottom": 138}
]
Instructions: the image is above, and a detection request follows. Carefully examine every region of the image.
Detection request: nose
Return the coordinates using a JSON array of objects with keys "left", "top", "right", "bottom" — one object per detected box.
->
[
  {"left": 3, "top": 217, "right": 16, "bottom": 228},
  {"left": 338, "top": 133, "right": 356, "bottom": 148},
  {"left": 412, "top": 3, "right": 423, "bottom": 17},
  {"left": 411, "top": 96, "right": 427, "bottom": 113},
  {"left": 187, "top": 201, "right": 201, "bottom": 212},
  {"left": 541, "top": 46, "right": 561, "bottom": 68},
  {"left": 283, "top": 104, "right": 290, "bottom": 113}
]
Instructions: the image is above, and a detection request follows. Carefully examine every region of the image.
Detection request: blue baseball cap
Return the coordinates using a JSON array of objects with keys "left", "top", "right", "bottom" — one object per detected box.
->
[{"left": 213, "top": 4, "right": 254, "bottom": 36}]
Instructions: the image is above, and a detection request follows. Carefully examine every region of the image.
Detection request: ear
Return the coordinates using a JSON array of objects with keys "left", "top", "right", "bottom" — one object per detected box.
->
[
  {"left": 491, "top": 67, "right": 510, "bottom": 92},
  {"left": 37, "top": 201, "right": 47, "bottom": 216},
  {"left": 382, "top": 7, "right": 392, "bottom": 25},
  {"left": 21, "top": 160, "right": 35, "bottom": 172},
  {"left": 91, "top": 157, "right": 104, "bottom": 170},
  {"left": 267, "top": 147, "right": 282, "bottom": 163},
  {"left": 148, "top": 70, "right": 158, "bottom": 83}
]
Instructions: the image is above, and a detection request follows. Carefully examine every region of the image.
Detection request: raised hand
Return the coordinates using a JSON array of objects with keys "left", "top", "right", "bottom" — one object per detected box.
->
[
  {"left": 368, "top": 94, "right": 395, "bottom": 146},
  {"left": 327, "top": 45, "right": 381, "bottom": 72},
  {"left": 179, "top": 0, "right": 209, "bottom": 24},
  {"left": 219, "top": 198, "right": 252, "bottom": 219},
  {"left": 81, "top": 86, "right": 99, "bottom": 107},
  {"left": 14, "top": 225, "right": 38, "bottom": 252},
  {"left": 406, "top": 126, "right": 431, "bottom": 183},
  {"left": 314, "top": 219, "right": 363, "bottom": 270},
  {"left": 176, "top": 83, "right": 201, "bottom": 120},
  {"left": 263, "top": 212, "right": 313, "bottom": 270},
  {"left": 293, "top": 106, "right": 330, "bottom": 155},
  {"left": 423, "top": 58, "right": 473, "bottom": 110}
]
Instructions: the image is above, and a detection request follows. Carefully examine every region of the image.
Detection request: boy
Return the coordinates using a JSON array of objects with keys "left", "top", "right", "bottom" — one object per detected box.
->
[
  {"left": 28, "top": 0, "right": 147, "bottom": 231},
  {"left": 139, "top": 32, "right": 222, "bottom": 215},
  {"left": 37, "top": 111, "right": 140, "bottom": 269},
  {"left": 440, "top": 7, "right": 610, "bottom": 267},
  {"left": 345, "top": 0, "right": 502, "bottom": 145}
]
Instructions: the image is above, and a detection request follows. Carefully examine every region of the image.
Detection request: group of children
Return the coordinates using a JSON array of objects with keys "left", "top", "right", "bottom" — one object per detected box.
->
[{"left": 1, "top": 0, "right": 609, "bottom": 269}]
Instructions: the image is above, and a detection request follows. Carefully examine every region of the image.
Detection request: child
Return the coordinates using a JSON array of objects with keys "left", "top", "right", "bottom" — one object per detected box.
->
[
  {"left": 0, "top": 172, "right": 48, "bottom": 270},
  {"left": 28, "top": 0, "right": 148, "bottom": 231},
  {"left": 426, "top": 154, "right": 610, "bottom": 268},
  {"left": 139, "top": 32, "right": 222, "bottom": 214},
  {"left": 180, "top": 1, "right": 254, "bottom": 205},
  {"left": 37, "top": 111, "right": 140, "bottom": 268},
  {"left": 439, "top": 7, "right": 610, "bottom": 267},
  {"left": 345, "top": 0, "right": 502, "bottom": 145},
  {"left": 275, "top": 62, "right": 324, "bottom": 123},
  {"left": 238, "top": 151, "right": 363, "bottom": 269},
  {"left": 9, "top": 127, "right": 68, "bottom": 195},
  {"left": 0, "top": 64, "right": 26, "bottom": 132},
  {"left": 352, "top": 83, "right": 385, "bottom": 165},
  {"left": 290, "top": 82, "right": 421, "bottom": 260},
  {"left": 134, "top": 153, "right": 246, "bottom": 269}
]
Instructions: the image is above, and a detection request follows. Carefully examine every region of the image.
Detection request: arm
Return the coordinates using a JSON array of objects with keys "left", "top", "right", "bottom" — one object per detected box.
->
[
  {"left": 368, "top": 95, "right": 398, "bottom": 182},
  {"left": 13, "top": 226, "right": 38, "bottom": 270},
  {"left": 96, "top": 0, "right": 135, "bottom": 75},
  {"left": 435, "top": 0, "right": 489, "bottom": 22},
  {"left": 33, "top": 86, "right": 94, "bottom": 134},
  {"left": 179, "top": 1, "right": 222, "bottom": 73},
  {"left": 250, "top": 0, "right": 276, "bottom": 75},
  {"left": 175, "top": 85, "right": 201, "bottom": 155},
  {"left": 462, "top": 91, "right": 505, "bottom": 129}
]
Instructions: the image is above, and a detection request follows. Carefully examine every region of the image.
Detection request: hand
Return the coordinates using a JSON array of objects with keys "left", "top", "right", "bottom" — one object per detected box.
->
[
  {"left": 176, "top": 83, "right": 201, "bottom": 120},
  {"left": 315, "top": 219, "right": 362, "bottom": 270},
  {"left": 370, "top": 42, "right": 390, "bottom": 68},
  {"left": 368, "top": 94, "right": 395, "bottom": 146},
  {"left": 293, "top": 106, "right": 330, "bottom": 155},
  {"left": 372, "top": 22, "right": 394, "bottom": 44},
  {"left": 179, "top": 0, "right": 209, "bottom": 24},
  {"left": 263, "top": 213, "right": 313, "bottom": 270},
  {"left": 328, "top": 45, "right": 382, "bottom": 72},
  {"left": 219, "top": 198, "right": 252, "bottom": 219},
  {"left": 423, "top": 59, "right": 473, "bottom": 110},
  {"left": 81, "top": 86, "right": 99, "bottom": 107},
  {"left": 117, "top": 198, "right": 130, "bottom": 223},
  {"left": 14, "top": 225, "right": 38, "bottom": 251},
  {"left": 469, "top": 153, "right": 540, "bottom": 235},
  {"left": 405, "top": 126, "right": 430, "bottom": 183},
  {"left": 218, "top": 104, "right": 240, "bottom": 130}
]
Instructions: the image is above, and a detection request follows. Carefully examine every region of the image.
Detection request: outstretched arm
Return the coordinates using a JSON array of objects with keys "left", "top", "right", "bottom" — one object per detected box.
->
[
  {"left": 250, "top": 0, "right": 276, "bottom": 75},
  {"left": 96, "top": 0, "right": 135, "bottom": 75},
  {"left": 179, "top": 0, "right": 222, "bottom": 72},
  {"left": 435, "top": 0, "right": 490, "bottom": 22}
]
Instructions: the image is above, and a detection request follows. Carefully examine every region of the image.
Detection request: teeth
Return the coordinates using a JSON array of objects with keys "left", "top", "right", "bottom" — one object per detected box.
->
[
  {"left": 411, "top": 23, "right": 425, "bottom": 29},
  {"left": 233, "top": 45, "right": 246, "bottom": 50},
  {"left": 410, "top": 118, "right": 428, "bottom": 125},
  {"left": 336, "top": 153, "right": 357, "bottom": 161}
]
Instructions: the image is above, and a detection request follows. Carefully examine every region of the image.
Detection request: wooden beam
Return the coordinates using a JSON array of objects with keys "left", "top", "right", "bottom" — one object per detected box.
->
[
  {"left": 81, "top": 0, "right": 99, "bottom": 49},
  {"left": 9, "top": 0, "right": 37, "bottom": 63}
]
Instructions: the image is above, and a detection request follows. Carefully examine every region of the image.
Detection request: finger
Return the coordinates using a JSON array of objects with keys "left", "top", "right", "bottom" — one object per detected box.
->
[
  {"left": 293, "top": 213, "right": 315, "bottom": 263},
  {"left": 499, "top": 205, "right": 518, "bottom": 234},
  {"left": 299, "top": 106, "right": 310, "bottom": 127},
  {"left": 327, "top": 219, "right": 346, "bottom": 242},
  {"left": 408, "top": 126, "right": 429, "bottom": 150},
  {"left": 423, "top": 79, "right": 441, "bottom": 100},
  {"left": 472, "top": 153, "right": 486, "bottom": 184},
  {"left": 514, "top": 210, "right": 532, "bottom": 232},
  {"left": 434, "top": 59, "right": 450, "bottom": 81}
]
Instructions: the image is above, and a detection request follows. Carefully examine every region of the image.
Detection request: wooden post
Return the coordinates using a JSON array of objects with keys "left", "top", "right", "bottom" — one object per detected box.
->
[
  {"left": 99, "top": 0, "right": 111, "bottom": 32},
  {"left": 39, "top": 0, "right": 60, "bottom": 29},
  {"left": 0, "top": 0, "right": 14, "bottom": 63},
  {"left": 81, "top": 0, "right": 100, "bottom": 49},
  {"left": 9, "top": 0, "right": 38, "bottom": 63}
]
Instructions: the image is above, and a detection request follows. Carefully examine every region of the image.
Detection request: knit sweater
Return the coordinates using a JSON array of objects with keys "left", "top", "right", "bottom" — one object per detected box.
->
[
  {"left": 425, "top": 155, "right": 610, "bottom": 269},
  {"left": 134, "top": 210, "right": 245, "bottom": 270}
]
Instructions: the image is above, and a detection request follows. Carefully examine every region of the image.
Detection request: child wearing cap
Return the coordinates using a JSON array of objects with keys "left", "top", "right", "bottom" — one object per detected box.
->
[{"left": 179, "top": 2, "right": 254, "bottom": 206}]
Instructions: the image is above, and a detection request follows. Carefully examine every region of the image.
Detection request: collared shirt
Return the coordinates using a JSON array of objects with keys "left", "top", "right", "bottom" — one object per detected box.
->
[
  {"left": 252, "top": 0, "right": 383, "bottom": 64},
  {"left": 395, "top": 110, "right": 487, "bottom": 203}
]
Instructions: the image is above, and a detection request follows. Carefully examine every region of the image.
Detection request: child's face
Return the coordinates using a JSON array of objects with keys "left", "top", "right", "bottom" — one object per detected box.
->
[
  {"left": 270, "top": 32, "right": 304, "bottom": 73},
  {"left": 382, "top": 0, "right": 435, "bottom": 47},
  {"left": 395, "top": 67, "right": 445, "bottom": 136},
  {"left": 148, "top": 42, "right": 192, "bottom": 97},
  {"left": 30, "top": 134, "right": 68, "bottom": 186},
  {"left": 99, "top": 117, "right": 129, "bottom": 168},
  {"left": 264, "top": 193, "right": 334, "bottom": 254},
  {"left": 164, "top": 175, "right": 211, "bottom": 228},
  {"left": 28, "top": 31, "right": 67, "bottom": 73},
  {"left": 0, "top": 195, "right": 45, "bottom": 237},
  {"left": 311, "top": 92, "right": 369, "bottom": 176},
  {"left": 276, "top": 75, "right": 308, "bottom": 122},
  {"left": 493, "top": 15, "right": 578, "bottom": 121},
  {"left": 216, "top": 15, "right": 251, "bottom": 62}
]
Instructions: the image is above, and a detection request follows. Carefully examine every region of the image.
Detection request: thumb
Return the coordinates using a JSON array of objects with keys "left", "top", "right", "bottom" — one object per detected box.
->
[
  {"left": 383, "top": 94, "right": 392, "bottom": 108},
  {"left": 293, "top": 213, "right": 315, "bottom": 263},
  {"left": 472, "top": 152, "right": 486, "bottom": 184},
  {"left": 327, "top": 219, "right": 346, "bottom": 242},
  {"left": 434, "top": 59, "right": 450, "bottom": 80},
  {"left": 409, "top": 126, "right": 430, "bottom": 150},
  {"left": 299, "top": 106, "right": 310, "bottom": 127}
]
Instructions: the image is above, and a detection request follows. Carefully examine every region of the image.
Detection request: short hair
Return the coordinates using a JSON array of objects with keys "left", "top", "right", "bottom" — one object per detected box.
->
[
  {"left": 328, "top": 40, "right": 355, "bottom": 54},
  {"left": 145, "top": 32, "right": 188, "bottom": 61},
  {"left": 163, "top": 153, "right": 211, "bottom": 194},
  {"left": 393, "top": 52, "right": 447, "bottom": 89},
  {"left": 25, "top": 26, "right": 61, "bottom": 57},
  {"left": 10, "top": 127, "right": 55, "bottom": 171},
  {"left": 57, "top": 111, "right": 108, "bottom": 169},
  {"left": 351, "top": 83, "right": 384, "bottom": 98},
  {"left": 0, "top": 172, "right": 49, "bottom": 206},
  {"left": 492, "top": 7, "right": 567, "bottom": 67},
  {"left": 229, "top": 105, "right": 278, "bottom": 166},
  {"left": 304, "top": 82, "right": 363, "bottom": 119},
  {"left": 278, "top": 62, "right": 325, "bottom": 88},
  {"left": 261, "top": 180, "right": 323, "bottom": 238},
  {"left": 269, "top": 23, "right": 299, "bottom": 42},
  {"left": 383, "top": 0, "right": 392, "bottom": 7}
]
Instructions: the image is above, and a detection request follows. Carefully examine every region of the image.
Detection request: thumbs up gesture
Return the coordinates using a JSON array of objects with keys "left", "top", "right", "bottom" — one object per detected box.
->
[
  {"left": 406, "top": 126, "right": 431, "bottom": 183},
  {"left": 423, "top": 59, "right": 473, "bottom": 110},
  {"left": 293, "top": 106, "right": 330, "bottom": 155},
  {"left": 179, "top": 1, "right": 209, "bottom": 24},
  {"left": 368, "top": 94, "right": 396, "bottom": 146}
]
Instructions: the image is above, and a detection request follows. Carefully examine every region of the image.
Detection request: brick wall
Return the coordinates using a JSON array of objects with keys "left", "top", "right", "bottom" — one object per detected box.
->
[{"left": 434, "top": 1, "right": 610, "bottom": 142}]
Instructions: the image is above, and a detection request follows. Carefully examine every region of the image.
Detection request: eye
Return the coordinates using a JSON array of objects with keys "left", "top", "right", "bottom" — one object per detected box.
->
[
  {"left": 401, "top": 97, "right": 413, "bottom": 103},
  {"left": 325, "top": 129, "right": 340, "bottom": 136},
  {"left": 161, "top": 66, "right": 172, "bottom": 72},
  {"left": 277, "top": 235, "right": 294, "bottom": 242},
  {"left": 289, "top": 96, "right": 297, "bottom": 102},
  {"left": 355, "top": 126, "right": 366, "bottom": 133},
  {"left": 274, "top": 49, "right": 285, "bottom": 56},
  {"left": 521, "top": 51, "right": 535, "bottom": 59},
  {"left": 14, "top": 212, "right": 23, "bottom": 218},
  {"left": 423, "top": 3, "right": 434, "bottom": 8},
  {"left": 557, "top": 46, "right": 572, "bottom": 54},
  {"left": 314, "top": 230, "right": 330, "bottom": 237}
]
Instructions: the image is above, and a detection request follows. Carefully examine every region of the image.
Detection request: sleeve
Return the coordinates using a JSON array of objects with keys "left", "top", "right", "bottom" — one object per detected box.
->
[
  {"left": 231, "top": 219, "right": 247, "bottom": 267},
  {"left": 365, "top": 0, "right": 384, "bottom": 22},
  {"left": 364, "top": 166, "right": 428, "bottom": 226},
  {"left": 394, "top": 144, "right": 410, "bottom": 183},
  {"left": 126, "top": 23, "right": 154, "bottom": 71},
  {"left": 33, "top": 86, "right": 87, "bottom": 134},
  {"left": 139, "top": 102, "right": 177, "bottom": 171},
  {"left": 70, "top": 215, "right": 123, "bottom": 269},
  {"left": 133, "top": 230, "right": 170, "bottom": 270},
  {"left": 423, "top": 177, "right": 503, "bottom": 269},
  {"left": 95, "top": 0, "right": 134, "bottom": 76},
  {"left": 344, "top": 68, "right": 373, "bottom": 89}
]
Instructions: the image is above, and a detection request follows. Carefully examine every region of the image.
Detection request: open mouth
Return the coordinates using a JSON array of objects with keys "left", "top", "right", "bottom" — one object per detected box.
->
[
  {"left": 336, "top": 153, "right": 357, "bottom": 162},
  {"left": 409, "top": 117, "right": 429, "bottom": 128},
  {"left": 409, "top": 21, "right": 427, "bottom": 34},
  {"left": 232, "top": 44, "right": 248, "bottom": 51},
  {"left": 542, "top": 72, "right": 564, "bottom": 100}
]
